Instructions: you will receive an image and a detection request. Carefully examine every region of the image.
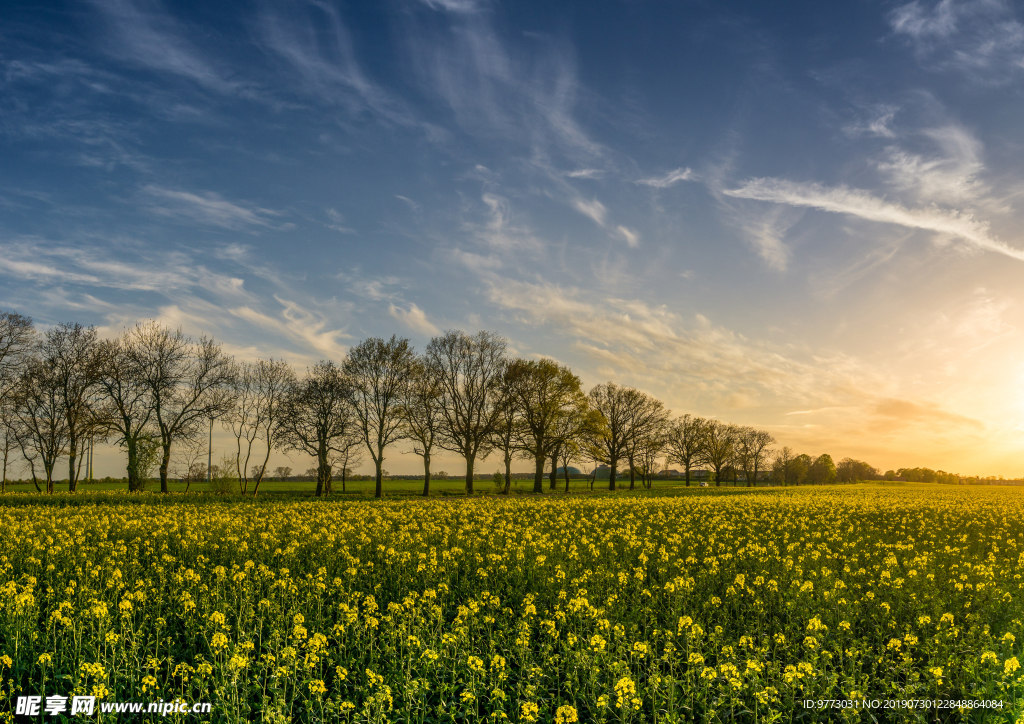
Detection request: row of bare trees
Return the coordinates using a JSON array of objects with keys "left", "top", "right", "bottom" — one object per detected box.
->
[
  {"left": 1, "top": 310, "right": 863, "bottom": 496},
  {"left": 0, "top": 314, "right": 235, "bottom": 493}
]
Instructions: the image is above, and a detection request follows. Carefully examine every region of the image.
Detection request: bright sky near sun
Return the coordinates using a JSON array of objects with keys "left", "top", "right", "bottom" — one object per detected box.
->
[{"left": 2, "top": 0, "right": 1024, "bottom": 477}]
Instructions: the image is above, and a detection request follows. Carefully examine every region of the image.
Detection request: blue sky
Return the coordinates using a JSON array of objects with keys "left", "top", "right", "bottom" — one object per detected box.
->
[{"left": 4, "top": 0, "right": 1024, "bottom": 476}]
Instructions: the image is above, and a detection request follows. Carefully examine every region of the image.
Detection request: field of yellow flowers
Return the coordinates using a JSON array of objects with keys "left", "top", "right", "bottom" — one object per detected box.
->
[{"left": 1, "top": 484, "right": 1022, "bottom": 723}]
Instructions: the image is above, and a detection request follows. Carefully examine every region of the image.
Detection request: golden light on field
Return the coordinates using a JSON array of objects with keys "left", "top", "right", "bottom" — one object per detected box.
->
[{"left": 1, "top": 485, "right": 1022, "bottom": 720}]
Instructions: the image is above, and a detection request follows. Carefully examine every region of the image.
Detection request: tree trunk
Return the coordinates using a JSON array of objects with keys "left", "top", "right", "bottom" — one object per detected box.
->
[
  {"left": 563, "top": 464, "right": 570, "bottom": 493},
  {"left": 533, "top": 455, "right": 545, "bottom": 494},
  {"left": 160, "top": 442, "right": 171, "bottom": 493},
  {"left": 465, "top": 455, "right": 475, "bottom": 495},
  {"left": 422, "top": 454, "right": 431, "bottom": 497},
  {"left": 503, "top": 453, "right": 511, "bottom": 495},
  {"left": 315, "top": 445, "right": 328, "bottom": 497},
  {"left": 685, "top": 464, "right": 690, "bottom": 487},
  {"left": 253, "top": 435, "right": 271, "bottom": 497},
  {"left": 2, "top": 438, "right": 9, "bottom": 493},
  {"left": 628, "top": 456, "right": 636, "bottom": 490},
  {"left": 374, "top": 457, "right": 383, "bottom": 499},
  {"left": 549, "top": 451, "right": 558, "bottom": 490},
  {"left": 341, "top": 464, "right": 347, "bottom": 494},
  {"left": 715, "top": 467, "right": 721, "bottom": 487},
  {"left": 609, "top": 459, "right": 617, "bottom": 491},
  {"left": 68, "top": 437, "right": 77, "bottom": 493},
  {"left": 126, "top": 439, "right": 142, "bottom": 492}
]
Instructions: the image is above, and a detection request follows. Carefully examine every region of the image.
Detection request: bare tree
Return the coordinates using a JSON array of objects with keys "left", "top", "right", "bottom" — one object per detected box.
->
[
  {"left": 584, "top": 382, "right": 633, "bottom": 491},
  {"left": 172, "top": 437, "right": 206, "bottom": 492},
  {"left": 506, "top": 358, "right": 585, "bottom": 494},
  {"left": 94, "top": 335, "right": 154, "bottom": 491},
  {"left": 700, "top": 420, "right": 738, "bottom": 487},
  {"left": 226, "top": 361, "right": 259, "bottom": 495},
  {"left": 225, "top": 359, "right": 296, "bottom": 496},
  {"left": 10, "top": 358, "right": 69, "bottom": 493},
  {"left": 126, "top": 323, "right": 236, "bottom": 493},
  {"left": 17, "top": 436, "right": 43, "bottom": 492},
  {"left": 425, "top": 330, "right": 507, "bottom": 494},
  {"left": 622, "top": 390, "right": 670, "bottom": 491},
  {"left": 0, "top": 394, "right": 16, "bottom": 492},
  {"left": 664, "top": 414, "right": 706, "bottom": 487},
  {"left": 400, "top": 360, "right": 444, "bottom": 496},
  {"left": 273, "top": 465, "right": 292, "bottom": 480},
  {"left": 734, "top": 427, "right": 775, "bottom": 487},
  {"left": 343, "top": 336, "right": 415, "bottom": 499},
  {"left": 39, "top": 323, "right": 100, "bottom": 492},
  {"left": 488, "top": 365, "right": 523, "bottom": 496},
  {"left": 546, "top": 395, "right": 600, "bottom": 492},
  {"left": 0, "top": 311, "right": 35, "bottom": 400},
  {"left": 330, "top": 440, "right": 364, "bottom": 494},
  {"left": 277, "top": 361, "right": 358, "bottom": 497},
  {"left": 635, "top": 431, "right": 666, "bottom": 489},
  {"left": 557, "top": 435, "right": 591, "bottom": 493}
]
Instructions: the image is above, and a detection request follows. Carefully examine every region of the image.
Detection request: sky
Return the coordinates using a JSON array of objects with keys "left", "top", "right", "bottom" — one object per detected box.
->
[{"left": 3, "top": 0, "right": 1024, "bottom": 479}]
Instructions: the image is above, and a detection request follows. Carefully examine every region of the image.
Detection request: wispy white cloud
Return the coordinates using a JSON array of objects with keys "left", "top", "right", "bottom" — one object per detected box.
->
[
  {"left": 400, "top": 2, "right": 603, "bottom": 159},
  {"left": 417, "top": 0, "right": 482, "bottom": 12},
  {"left": 0, "top": 238, "right": 214, "bottom": 291},
  {"left": 0, "top": 237, "right": 352, "bottom": 364},
  {"left": 482, "top": 276, "right": 881, "bottom": 410},
  {"left": 470, "top": 193, "right": 544, "bottom": 254},
  {"left": 388, "top": 302, "right": 440, "bottom": 335},
  {"left": 230, "top": 296, "right": 352, "bottom": 359},
  {"left": 736, "top": 208, "right": 792, "bottom": 271},
  {"left": 87, "top": 0, "right": 240, "bottom": 94},
  {"left": 877, "top": 125, "right": 988, "bottom": 206},
  {"left": 326, "top": 208, "right": 356, "bottom": 234},
  {"left": 890, "top": 0, "right": 961, "bottom": 38},
  {"left": 572, "top": 197, "right": 607, "bottom": 226},
  {"left": 395, "top": 195, "right": 421, "bottom": 212},
  {"left": 340, "top": 273, "right": 403, "bottom": 302},
  {"left": 843, "top": 106, "right": 898, "bottom": 138},
  {"left": 637, "top": 167, "right": 694, "bottom": 188},
  {"left": 615, "top": 225, "right": 640, "bottom": 249},
  {"left": 256, "top": 0, "right": 419, "bottom": 126},
  {"left": 565, "top": 168, "right": 603, "bottom": 179},
  {"left": 142, "top": 185, "right": 285, "bottom": 231},
  {"left": 448, "top": 248, "right": 503, "bottom": 273},
  {"left": 483, "top": 274, "right": 997, "bottom": 461},
  {"left": 890, "top": 0, "right": 1024, "bottom": 80},
  {"left": 723, "top": 177, "right": 1024, "bottom": 262}
]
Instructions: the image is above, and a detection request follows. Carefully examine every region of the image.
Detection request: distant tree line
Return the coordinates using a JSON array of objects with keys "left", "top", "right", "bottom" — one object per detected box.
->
[
  {"left": 883, "top": 467, "right": 958, "bottom": 484},
  {"left": 0, "top": 310, "right": 947, "bottom": 497}
]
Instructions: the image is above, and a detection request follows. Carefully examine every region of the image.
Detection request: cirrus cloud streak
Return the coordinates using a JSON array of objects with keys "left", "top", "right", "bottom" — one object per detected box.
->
[{"left": 723, "top": 177, "right": 1024, "bottom": 262}]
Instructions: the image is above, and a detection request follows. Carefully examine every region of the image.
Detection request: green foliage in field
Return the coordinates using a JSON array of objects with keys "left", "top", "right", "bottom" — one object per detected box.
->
[{"left": 0, "top": 485, "right": 1022, "bottom": 722}]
